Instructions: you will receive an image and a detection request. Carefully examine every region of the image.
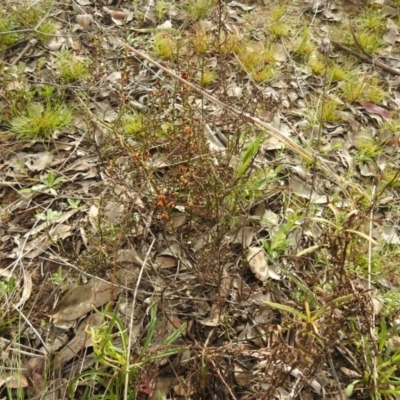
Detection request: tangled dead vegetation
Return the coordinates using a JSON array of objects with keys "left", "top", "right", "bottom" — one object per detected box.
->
[{"left": 1, "top": 0, "right": 400, "bottom": 399}]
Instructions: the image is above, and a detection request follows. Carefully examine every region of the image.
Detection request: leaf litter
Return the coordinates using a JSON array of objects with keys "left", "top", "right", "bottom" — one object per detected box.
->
[{"left": 1, "top": 0, "right": 400, "bottom": 399}]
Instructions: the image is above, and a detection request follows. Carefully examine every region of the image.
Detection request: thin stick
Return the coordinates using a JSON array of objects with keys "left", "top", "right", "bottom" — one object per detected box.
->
[
  {"left": 368, "top": 186, "right": 378, "bottom": 399},
  {"left": 332, "top": 41, "right": 400, "bottom": 76},
  {"left": 124, "top": 238, "right": 155, "bottom": 400}
]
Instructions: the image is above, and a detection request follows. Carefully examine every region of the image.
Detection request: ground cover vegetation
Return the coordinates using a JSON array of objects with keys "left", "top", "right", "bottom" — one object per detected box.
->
[{"left": 1, "top": 0, "right": 400, "bottom": 398}]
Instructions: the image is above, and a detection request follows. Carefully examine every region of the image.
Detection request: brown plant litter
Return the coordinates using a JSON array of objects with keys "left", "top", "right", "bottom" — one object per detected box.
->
[{"left": 1, "top": 0, "right": 400, "bottom": 399}]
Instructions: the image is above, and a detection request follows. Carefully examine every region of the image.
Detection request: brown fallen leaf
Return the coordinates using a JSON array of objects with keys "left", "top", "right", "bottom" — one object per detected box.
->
[
  {"left": 49, "top": 278, "right": 123, "bottom": 323},
  {"left": 359, "top": 100, "right": 391, "bottom": 121},
  {"left": 76, "top": 14, "right": 91, "bottom": 30}
]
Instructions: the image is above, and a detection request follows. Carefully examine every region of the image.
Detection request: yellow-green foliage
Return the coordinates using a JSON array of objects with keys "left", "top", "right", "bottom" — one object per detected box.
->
[
  {"left": 153, "top": 32, "right": 177, "bottom": 59},
  {"left": 354, "top": 30, "right": 384, "bottom": 53},
  {"left": 192, "top": 24, "right": 212, "bottom": 54},
  {"left": 267, "top": 4, "right": 290, "bottom": 38},
  {"left": 292, "top": 27, "right": 314, "bottom": 59},
  {"left": 217, "top": 31, "right": 241, "bottom": 55},
  {"left": 199, "top": 69, "right": 216, "bottom": 85},
  {"left": 12, "top": 0, "right": 53, "bottom": 28},
  {"left": 355, "top": 136, "right": 384, "bottom": 163},
  {"left": 55, "top": 50, "right": 89, "bottom": 82},
  {"left": 123, "top": 114, "right": 143, "bottom": 136},
  {"left": 185, "top": 0, "right": 215, "bottom": 21},
  {"left": 347, "top": 9, "right": 385, "bottom": 53},
  {"left": 340, "top": 75, "right": 385, "bottom": 103},
  {"left": 0, "top": 9, "right": 20, "bottom": 50},
  {"left": 309, "top": 56, "right": 325, "bottom": 75},
  {"left": 319, "top": 99, "right": 341, "bottom": 123},
  {"left": 235, "top": 41, "right": 276, "bottom": 82},
  {"left": 36, "top": 19, "right": 57, "bottom": 41},
  {"left": 9, "top": 102, "right": 72, "bottom": 140},
  {"left": 330, "top": 63, "right": 347, "bottom": 82}
]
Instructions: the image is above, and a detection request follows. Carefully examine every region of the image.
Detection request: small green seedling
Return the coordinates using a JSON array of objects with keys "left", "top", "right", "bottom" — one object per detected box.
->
[
  {"left": 49, "top": 266, "right": 64, "bottom": 286},
  {"left": 31, "top": 171, "right": 65, "bottom": 196},
  {"left": 35, "top": 209, "right": 62, "bottom": 222},
  {"left": 67, "top": 199, "right": 81, "bottom": 209}
]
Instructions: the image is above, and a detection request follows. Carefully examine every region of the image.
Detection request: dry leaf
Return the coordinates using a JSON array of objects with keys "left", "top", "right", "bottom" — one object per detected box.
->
[
  {"left": 49, "top": 279, "right": 123, "bottom": 323},
  {"left": 231, "top": 226, "right": 254, "bottom": 248},
  {"left": 156, "top": 255, "right": 178, "bottom": 269},
  {"left": 0, "top": 374, "right": 29, "bottom": 388},
  {"left": 54, "top": 314, "right": 103, "bottom": 366},
  {"left": 359, "top": 100, "right": 391, "bottom": 120},
  {"left": 247, "top": 247, "right": 280, "bottom": 281},
  {"left": 111, "top": 11, "right": 126, "bottom": 20},
  {"left": 171, "top": 211, "right": 186, "bottom": 228},
  {"left": 23, "top": 152, "right": 54, "bottom": 171},
  {"left": 46, "top": 31, "right": 66, "bottom": 50},
  {"left": 76, "top": 14, "right": 92, "bottom": 30},
  {"left": 340, "top": 367, "right": 362, "bottom": 379}
]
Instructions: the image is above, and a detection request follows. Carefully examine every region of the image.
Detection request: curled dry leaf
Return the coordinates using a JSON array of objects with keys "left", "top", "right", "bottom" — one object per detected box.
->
[
  {"left": 171, "top": 211, "right": 186, "bottom": 228},
  {"left": 372, "top": 297, "right": 383, "bottom": 315},
  {"left": 340, "top": 367, "right": 362, "bottom": 379},
  {"left": 234, "top": 364, "right": 253, "bottom": 386},
  {"left": 18, "top": 151, "right": 54, "bottom": 171},
  {"left": 156, "top": 255, "right": 178, "bottom": 269},
  {"left": 117, "top": 248, "right": 143, "bottom": 266},
  {"left": 46, "top": 30, "right": 66, "bottom": 50},
  {"left": 359, "top": 100, "right": 391, "bottom": 121},
  {"left": 246, "top": 247, "right": 280, "bottom": 281},
  {"left": 111, "top": 11, "right": 126, "bottom": 20},
  {"left": 76, "top": 14, "right": 92, "bottom": 30}
]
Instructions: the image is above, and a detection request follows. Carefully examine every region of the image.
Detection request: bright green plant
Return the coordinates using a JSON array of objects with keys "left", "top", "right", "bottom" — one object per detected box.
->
[
  {"left": 198, "top": 69, "right": 216, "bottom": 85},
  {"left": 0, "top": 9, "right": 20, "bottom": 50},
  {"left": 9, "top": 101, "right": 72, "bottom": 140},
  {"left": 11, "top": 0, "right": 52, "bottom": 26},
  {"left": 67, "top": 198, "right": 82, "bottom": 209},
  {"left": 353, "top": 30, "right": 384, "bottom": 53},
  {"left": 155, "top": 0, "right": 169, "bottom": 20},
  {"left": 340, "top": 75, "right": 385, "bottom": 103},
  {"left": 354, "top": 137, "right": 384, "bottom": 165},
  {"left": 192, "top": 24, "right": 212, "bottom": 54},
  {"left": 36, "top": 19, "right": 57, "bottom": 41},
  {"left": 357, "top": 9, "right": 385, "bottom": 31},
  {"left": 49, "top": 266, "right": 64, "bottom": 286},
  {"left": 123, "top": 113, "right": 144, "bottom": 135},
  {"left": 55, "top": 50, "right": 89, "bottom": 82},
  {"left": 0, "top": 276, "right": 16, "bottom": 298},
  {"left": 153, "top": 32, "right": 178, "bottom": 59},
  {"left": 329, "top": 63, "right": 348, "bottom": 82},
  {"left": 235, "top": 41, "right": 276, "bottom": 82},
  {"left": 292, "top": 26, "right": 314, "bottom": 60},
  {"left": 309, "top": 55, "right": 325, "bottom": 75},
  {"left": 69, "top": 304, "right": 186, "bottom": 399},
  {"left": 265, "top": 294, "right": 354, "bottom": 343},
  {"left": 317, "top": 98, "right": 341, "bottom": 123},
  {"left": 30, "top": 171, "right": 65, "bottom": 195},
  {"left": 346, "top": 317, "right": 400, "bottom": 399},
  {"left": 262, "top": 216, "right": 298, "bottom": 260},
  {"left": 35, "top": 209, "right": 62, "bottom": 223},
  {"left": 266, "top": 4, "right": 290, "bottom": 38},
  {"left": 184, "top": 0, "right": 215, "bottom": 21}
]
